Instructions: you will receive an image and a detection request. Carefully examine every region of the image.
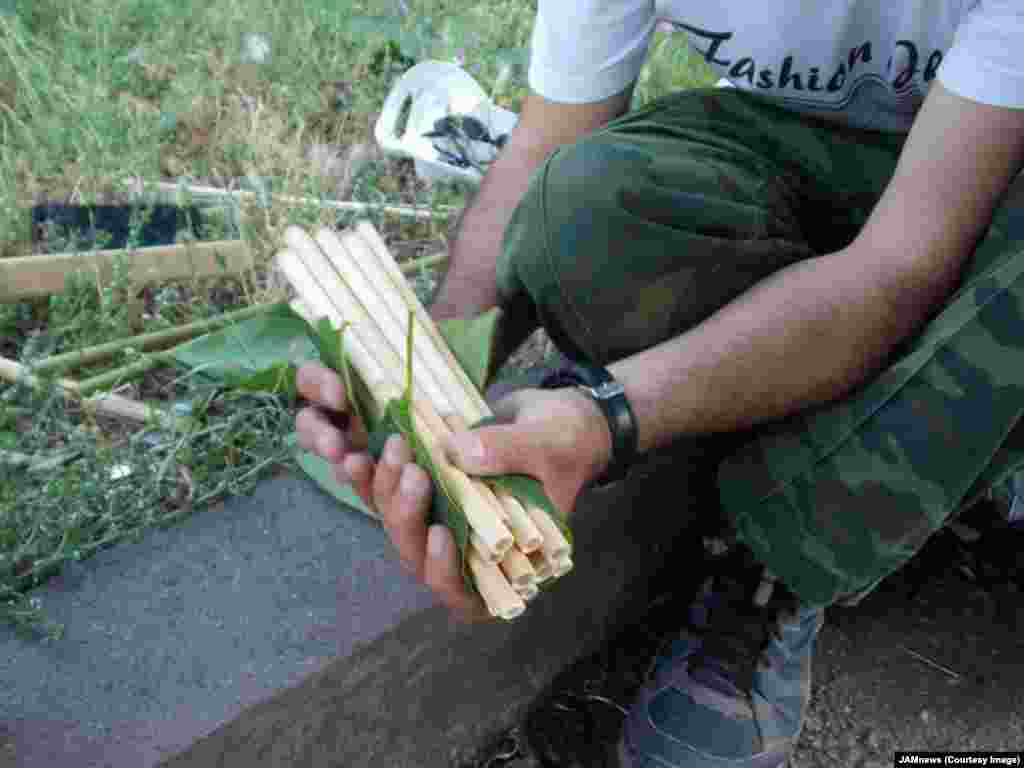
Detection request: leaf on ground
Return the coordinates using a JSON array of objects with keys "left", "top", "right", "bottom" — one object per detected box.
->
[
  {"left": 171, "top": 302, "right": 316, "bottom": 390},
  {"left": 230, "top": 363, "right": 298, "bottom": 398}
]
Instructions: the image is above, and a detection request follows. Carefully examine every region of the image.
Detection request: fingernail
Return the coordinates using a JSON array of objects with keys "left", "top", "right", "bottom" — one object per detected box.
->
[
  {"left": 323, "top": 383, "right": 343, "bottom": 411},
  {"left": 400, "top": 466, "right": 427, "bottom": 498},
  {"left": 316, "top": 431, "right": 337, "bottom": 460},
  {"left": 449, "top": 433, "right": 485, "bottom": 467},
  {"left": 384, "top": 436, "right": 404, "bottom": 466},
  {"left": 428, "top": 527, "right": 446, "bottom": 559}
]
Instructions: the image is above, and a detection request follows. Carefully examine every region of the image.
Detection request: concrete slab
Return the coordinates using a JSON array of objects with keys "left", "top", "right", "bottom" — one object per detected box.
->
[
  {"left": 157, "top": 438, "right": 719, "bottom": 768},
  {"left": 0, "top": 471, "right": 438, "bottom": 768}
]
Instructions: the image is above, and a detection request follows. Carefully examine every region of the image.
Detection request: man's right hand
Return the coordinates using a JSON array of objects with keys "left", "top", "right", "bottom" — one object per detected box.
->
[{"left": 294, "top": 361, "right": 493, "bottom": 623}]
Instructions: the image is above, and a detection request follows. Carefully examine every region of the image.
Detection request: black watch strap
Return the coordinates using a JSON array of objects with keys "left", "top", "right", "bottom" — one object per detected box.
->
[{"left": 539, "top": 362, "right": 638, "bottom": 488}]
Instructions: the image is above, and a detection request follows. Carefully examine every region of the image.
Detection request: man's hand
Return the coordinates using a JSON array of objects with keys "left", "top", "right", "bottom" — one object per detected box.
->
[{"left": 294, "top": 361, "right": 612, "bottom": 624}]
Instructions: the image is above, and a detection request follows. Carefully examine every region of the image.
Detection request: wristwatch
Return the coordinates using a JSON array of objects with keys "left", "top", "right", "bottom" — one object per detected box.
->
[{"left": 539, "top": 362, "right": 639, "bottom": 489}]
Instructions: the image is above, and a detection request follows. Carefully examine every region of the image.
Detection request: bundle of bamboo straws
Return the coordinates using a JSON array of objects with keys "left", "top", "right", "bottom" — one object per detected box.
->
[{"left": 275, "top": 222, "right": 572, "bottom": 620}]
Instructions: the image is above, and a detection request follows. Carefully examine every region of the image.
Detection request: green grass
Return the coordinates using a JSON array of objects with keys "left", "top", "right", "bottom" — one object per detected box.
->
[{"left": 0, "top": 0, "right": 714, "bottom": 640}]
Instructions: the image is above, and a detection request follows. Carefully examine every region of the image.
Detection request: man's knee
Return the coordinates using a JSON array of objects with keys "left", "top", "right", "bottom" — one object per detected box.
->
[{"left": 499, "top": 136, "right": 646, "bottom": 363}]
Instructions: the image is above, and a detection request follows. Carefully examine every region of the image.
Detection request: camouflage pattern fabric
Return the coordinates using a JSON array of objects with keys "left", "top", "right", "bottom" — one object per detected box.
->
[{"left": 497, "top": 87, "right": 1024, "bottom": 608}]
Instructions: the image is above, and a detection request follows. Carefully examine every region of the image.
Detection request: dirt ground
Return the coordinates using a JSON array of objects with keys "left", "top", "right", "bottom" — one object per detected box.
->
[{"left": 457, "top": 503, "right": 1024, "bottom": 768}]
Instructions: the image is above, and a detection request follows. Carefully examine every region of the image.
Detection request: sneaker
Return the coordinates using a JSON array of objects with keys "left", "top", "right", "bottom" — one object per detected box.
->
[{"left": 618, "top": 537, "right": 824, "bottom": 767}]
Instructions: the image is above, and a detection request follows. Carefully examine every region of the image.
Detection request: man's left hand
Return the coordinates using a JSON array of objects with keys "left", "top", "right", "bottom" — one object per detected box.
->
[{"left": 443, "top": 386, "right": 613, "bottom": 521}]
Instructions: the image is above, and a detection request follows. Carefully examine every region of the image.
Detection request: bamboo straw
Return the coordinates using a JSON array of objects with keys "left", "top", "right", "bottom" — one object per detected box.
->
[
  {"left": 443, "top": 412, "right": 544, "bottom": 554},
  {"left": 351, "top": 226, "right": 552, "bottom": 561},
  {"left": 279, "top": 229, "right": 514, "bottom": 559},
  {"left": 550, "top": 557, "right": 574, "bottom": 579},
  {"left": 527, "top": 550, "right": 554, "bottom": 582},
  {"left": 515, "top": 583, "right": 539, "bottom": 602},
  {"left": 314, "top": 227, "right": 456, "bottom": 415},
  {"left": 467, "top": 548, "right": 526, "bottom": 620},
  {"left": 526, "top": 503, "right": 571, "bottom": 562},
  {"left": 493, "top": 492, "right": 543, "bottom": 554},
  {"left": 355, "top": 222, "right": 489, "bottom": 423},
  {"left": 499, "top": 547, "right": 537, "bottom": 589},
  {"left": 337, "top": 228, "right": 475, "bottom": 421},
  {"left": 291, "top": 226, "right": 514, "bottom": 558},
  {"left": 274, "top": 250, "right": 390, "bottom": 423},
  {"left": 279, "top": 246, "right": 512, "bottom": 565},
  {"left": 278, "top": 246, "right": 517, "bottom": 616}
]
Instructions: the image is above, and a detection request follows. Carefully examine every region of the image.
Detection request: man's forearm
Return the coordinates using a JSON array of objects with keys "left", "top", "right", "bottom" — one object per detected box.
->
[
  {"left": 429, "top": 149, "right": 542, "bottom": 321},
  {"left": 430, "top": 88, "right": 635, "bottom": 324},
  {"left": 607, "top": 82, "right": 1024, "bottom": 459},
  {"left": 607, "top": 249, "right": 938, "bottom": 455}
]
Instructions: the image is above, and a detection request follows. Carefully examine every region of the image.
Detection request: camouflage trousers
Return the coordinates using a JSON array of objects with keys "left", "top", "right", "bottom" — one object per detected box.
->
[{"left": 497, "top": 87, "right": 1024, "bottom": 609}]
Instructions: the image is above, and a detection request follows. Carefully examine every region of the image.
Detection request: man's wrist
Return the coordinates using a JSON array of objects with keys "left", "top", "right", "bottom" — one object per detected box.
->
[{"left": 563, "top": 387, "right": 615, "bottom": 487}]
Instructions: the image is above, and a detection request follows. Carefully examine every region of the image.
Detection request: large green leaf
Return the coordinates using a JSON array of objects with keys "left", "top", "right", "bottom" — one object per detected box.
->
[
  {"left": 287, "top": 433, "right": 374, "bottom": 518},
  {"left": 171, "top": 301, "right": 316, "bottom": 395},
  {"left": 187, "top": 294, "right": 570, "bottom": 604},
  {"left": 437, "top": 306, "right": 503, "bottom": 392}
]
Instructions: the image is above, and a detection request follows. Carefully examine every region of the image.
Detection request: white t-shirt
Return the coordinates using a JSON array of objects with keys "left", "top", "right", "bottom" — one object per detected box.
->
[{"left": 528, "top": 0, "right": 1024, "bottom": 132}]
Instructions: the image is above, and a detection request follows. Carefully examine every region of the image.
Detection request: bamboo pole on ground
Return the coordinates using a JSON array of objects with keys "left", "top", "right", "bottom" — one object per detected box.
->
[
  {"left": 32, "top": 303, "right": 273, "bottom": 376},
  {"left": 0, "top": 356, "right": 184, "bottom": 431},
  {"left": 131, "top": 180, "right": 457, "bottom": 221},
  {"left": 0, "top": 240, "right": 253, "bottom": 303}
]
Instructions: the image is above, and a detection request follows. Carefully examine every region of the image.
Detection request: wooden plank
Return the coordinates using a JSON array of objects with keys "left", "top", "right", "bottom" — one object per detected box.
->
[{"left": 0, "top": 240, "right": 253, "bottom": 302}]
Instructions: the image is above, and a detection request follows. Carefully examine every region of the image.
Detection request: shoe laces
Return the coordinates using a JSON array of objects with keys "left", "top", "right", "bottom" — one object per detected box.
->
[{"left": 685, "top": 536, "right": 794, "bottom": 697}]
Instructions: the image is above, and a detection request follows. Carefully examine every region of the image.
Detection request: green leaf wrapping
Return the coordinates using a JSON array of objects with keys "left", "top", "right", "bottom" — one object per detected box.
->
[
  {"left": 183, "top": 296, "right": 572, "bottom": 600},
  {"left": 372, "top": 397, "right": 474, "bottom": 588},
  {"left": 313, "top": 318, "right": 374, "bottom": 435},
  {"left": 171, "top": 301, "right": 316, "bottom": 390},
  {"left": 436, "top": 307, "right": 503, "bottom": 393}
]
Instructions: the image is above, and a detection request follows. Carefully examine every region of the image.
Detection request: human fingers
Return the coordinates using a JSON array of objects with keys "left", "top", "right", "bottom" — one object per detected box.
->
[
  {"left": 339, "top": 452, "right": 375, "bottom": 510},
  {"left": 423, "top": 525, "right": 492, "bottom": 623},
  {"left": 295, "top": 406, "right": 349, "bottom": 463},
  {"left": 295, "top": 362, "right": 346, "bottom": 411},
  {"left": 375, "top": 437, "right": 431, "bottom": 578}
]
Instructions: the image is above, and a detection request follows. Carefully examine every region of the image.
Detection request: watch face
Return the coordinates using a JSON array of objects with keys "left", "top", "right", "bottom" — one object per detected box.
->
[{"left": 591, "top": 381, "right": 625, "bottom": 400}]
